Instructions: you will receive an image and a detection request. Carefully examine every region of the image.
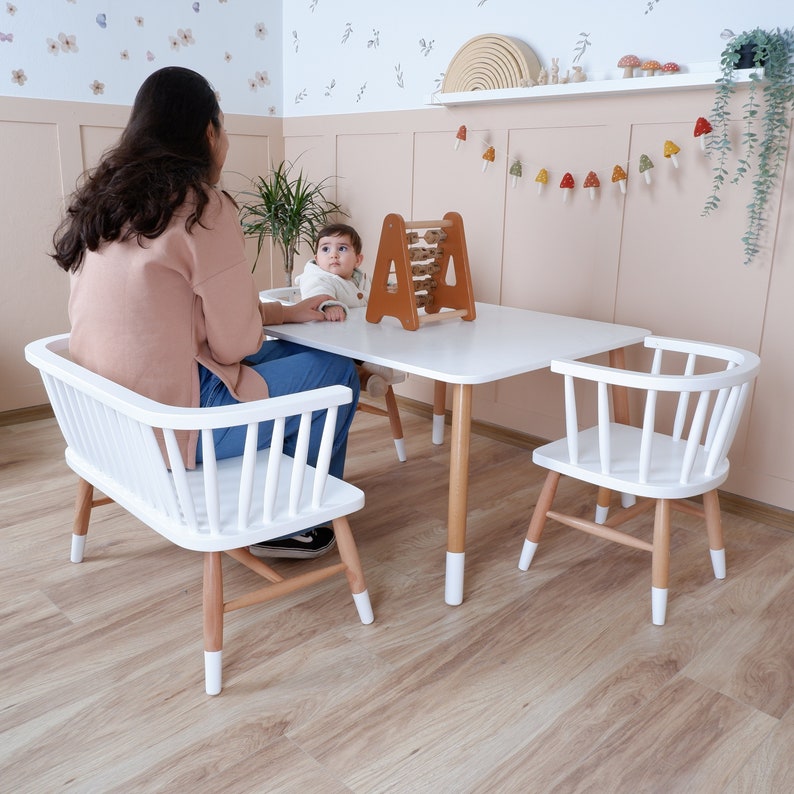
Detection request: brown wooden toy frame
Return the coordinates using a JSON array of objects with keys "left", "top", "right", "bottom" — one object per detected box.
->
[{"left": 366, "top": 212, "right": 476, "bottom": 331}]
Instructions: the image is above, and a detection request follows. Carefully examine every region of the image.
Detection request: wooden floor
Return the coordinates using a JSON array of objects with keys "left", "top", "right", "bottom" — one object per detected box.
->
[{"left": 2, "top": 406, "right": 794, "bottom": 793}]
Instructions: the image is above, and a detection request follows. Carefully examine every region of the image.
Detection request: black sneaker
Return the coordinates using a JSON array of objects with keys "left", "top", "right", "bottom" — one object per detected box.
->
[{"left": 249, "top": 527, "right": 336, "bottom": 559}]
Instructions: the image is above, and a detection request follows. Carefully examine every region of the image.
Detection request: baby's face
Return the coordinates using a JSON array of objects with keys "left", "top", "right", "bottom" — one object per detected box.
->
[{"left": 315, "top": 234, "right": 362, "bottom": 280}]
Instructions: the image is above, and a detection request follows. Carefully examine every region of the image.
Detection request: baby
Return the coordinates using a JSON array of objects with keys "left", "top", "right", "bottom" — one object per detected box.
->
[{"left": 298, "top": 223, "right": 402, "bottom": 397}]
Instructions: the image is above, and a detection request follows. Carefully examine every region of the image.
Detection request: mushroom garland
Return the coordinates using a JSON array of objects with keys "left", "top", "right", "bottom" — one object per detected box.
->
[
  {"left": 509, "top": 160, "right": 523, "bottom": 188},
  {"left": 611, "top": 165, "right": 628, "bottom": 194},
  {"left": 583, "top": 170, "right": 600, "bottom": 200},
  {"left": 447, "top": 113, "right": 714, "bottom": 197},
  {"left": 560, "top": 172, "right": 575, "bottom": 202},
  {"left": 535, "top": 168, "right": 549, "bottom": 195},
  {"left": 481, "top": 145, "right": 495, "bottom": 172},
  {"left": 639, "top": 154, "right": 654, "bottom": 184},
  {"left": 694, "top": 117, "right": 713, "bottom": 150},
  {"left": 663, "top": 140, "right": 681, "bottom": 168}
]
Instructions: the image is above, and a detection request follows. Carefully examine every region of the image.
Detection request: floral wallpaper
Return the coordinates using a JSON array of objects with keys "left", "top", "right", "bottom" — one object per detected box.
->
[
  {"left": 1, "top": 0, "right": 282, "bottom": 115},
  {"left": 0, "top": 0, "right": 787, "bottom": 117}
]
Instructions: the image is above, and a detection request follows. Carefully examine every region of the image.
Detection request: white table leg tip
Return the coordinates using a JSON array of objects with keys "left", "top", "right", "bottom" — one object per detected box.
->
[
  {"left": 651, "top": 586, "right": 668, "bottom": 625},
  {"left": 432, "top": 414, "right": 445, "bottom": 445},
  {"left": 445, "top": 551, "right": 465, "bottom": 605},
  {"left": 204, "top": 650, "right": 222, "bottom": 696},
  {"left": 710, "top": 548, "right": 726, "bottom": 579},
  {"left": 71, "top": 534, "right": 86, "bottom": 563},
  {"left": 353, "top": 590, "right": 374, "bottom": 624}
]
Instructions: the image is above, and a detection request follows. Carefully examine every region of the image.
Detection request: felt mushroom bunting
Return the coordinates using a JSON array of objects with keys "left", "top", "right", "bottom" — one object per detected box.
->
[
  {"left": 454, "top": 125, "right": 467, "bottom": 150},
  {"left": 583, "top": 170, "right": 600, "bottom": 200},
  {"left": 481, "top": 145, "right": 495, "bottom": 172},
  {"left": 611, "top": 165, "right": 628, "bottom": 194},
  {"left": 694, "top": 116, "right": 713, "bottom": 150},
  {"left": 535, "top": 168, "right": 548, "bottom": 195},
  {"left": 663, "top": 139, "right": 681, "bottom": 168},
  {"left": 509, "top": 160, "right": 522, "bottom": 188},
  {"left": 560, "top": 172, "right": 575, "bottom": 202},
  {"left": 639, "top": 154, "right": 654, "bottom": 184}
]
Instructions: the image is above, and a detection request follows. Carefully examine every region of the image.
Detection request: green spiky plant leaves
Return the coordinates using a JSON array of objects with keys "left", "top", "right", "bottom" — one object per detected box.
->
[{"left": 238, "top": 160, "right": 346, "bottom": 285}]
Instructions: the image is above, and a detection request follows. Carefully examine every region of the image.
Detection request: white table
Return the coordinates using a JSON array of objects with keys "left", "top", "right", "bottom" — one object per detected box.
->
[{"left": 263, "top": 302, "right": 649, "bottom": 605}]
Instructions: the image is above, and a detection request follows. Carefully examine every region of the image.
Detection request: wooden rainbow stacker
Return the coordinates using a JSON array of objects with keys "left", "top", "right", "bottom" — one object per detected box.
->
[{"left": 365, "top": 212, "right": 476, "bottom": 331}]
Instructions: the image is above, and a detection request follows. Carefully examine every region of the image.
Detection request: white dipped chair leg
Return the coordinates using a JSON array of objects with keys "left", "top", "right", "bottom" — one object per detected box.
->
[
  {"left": 352, "top": 590, "right": 374, "bottom": 624},
  {"left": 518, "top": 539, "right": 539, "bottom": 571},
  {"left": 204, "top": 650, "right": 222, "bottom": 696},
  {"left": 393, "top": 438, "right": 407, "bottom": 462},
  {"left": 620, "top": 492, "right": 636, "bottom": 508},
  {"left": 710, "top": 548, "right": 726, "bottom": 579},
  {"left": 594, "top": 504, "right": 609, "bottom": 524},
  {"left": 71, "top": 533, "right": 86, "bottom": 563},
  {"left": 651, "top": 586, "right": 668, "bottom": 625}
]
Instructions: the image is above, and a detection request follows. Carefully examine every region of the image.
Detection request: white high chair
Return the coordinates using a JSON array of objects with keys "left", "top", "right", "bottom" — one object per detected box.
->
[
  {"left": 260, "top": 286, "right": 409, "bottom": 461},
  {"left": 518, "top": 335, "right": 760, "bottom": 625},
  {"left": 25, "top": 334, "right": 374, "bottom": 696}
]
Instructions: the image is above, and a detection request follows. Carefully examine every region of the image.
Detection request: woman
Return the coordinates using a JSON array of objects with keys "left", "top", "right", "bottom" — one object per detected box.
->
[{"left": 51, "top": 66, "right": 357, "bottom": 559}]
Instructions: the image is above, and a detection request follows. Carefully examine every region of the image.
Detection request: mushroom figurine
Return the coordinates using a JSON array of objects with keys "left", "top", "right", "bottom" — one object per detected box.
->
[
  {"left": 509, "top": 160, "right": 523, "bottom": 188},
  {"left": 663, "top": 139, "right": 681, "bottom": 168},
  {"left": 611, "top": 165, "right": 628, "bottom": 194},
  {"left": 583, "top": 170, "right": 600, "bottom": 200},
  {"left": 660, "top": 61, "right": 680, "bottom": 77},
  {"left": 535, "top": 167, "right": 549, "bottom": 195},
  {"left": 481, "top": 145, "right": 495, "bottom": 172},
  {"left": 694, "top": 116, "right": 713, "bottom": 150},
  {"left": 560, "top": 172, "right": 575, "bottom": 203},
  {"left": 641, "top": 59, "right": 662, "bottom": 77},
  {"left": 639, "top": 154, "right": 654, "bottom": 184},
  {"left": 617, "top": 54, "right": 641, "bottom": 78},
  {"left": 454, "top": 124, "right": 467, "bottom": 150}
]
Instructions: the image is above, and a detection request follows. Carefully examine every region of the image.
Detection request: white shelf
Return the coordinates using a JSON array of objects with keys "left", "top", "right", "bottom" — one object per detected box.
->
[{"left": 425, "top": 67, "right": 761, "bottom": 107}]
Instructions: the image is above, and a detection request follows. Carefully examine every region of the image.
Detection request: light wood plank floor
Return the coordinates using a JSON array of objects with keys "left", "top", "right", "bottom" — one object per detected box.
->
[{"left": 2, "top": 406, "right": 794, "bottom": 793}]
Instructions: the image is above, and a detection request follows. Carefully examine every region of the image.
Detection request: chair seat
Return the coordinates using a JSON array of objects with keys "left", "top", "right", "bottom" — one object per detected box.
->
[
  {"left": 533, "top": 423, "right": 730, "bottom": 501},
  {"left": 66, "top": 446, "right": 365, "bottom": 552}
]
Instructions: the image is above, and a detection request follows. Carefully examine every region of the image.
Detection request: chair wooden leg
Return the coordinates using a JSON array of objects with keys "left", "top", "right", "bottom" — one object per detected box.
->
[
  {"left": 203, "top": 551, "right": 224, "bottom": 695},
  {"left": 332, "top": 516, "right": 374, "bottom": 624},
  {"left": 71, "top": 478, "right": 93, "bottom": 563},
  {"left": 519, "top": 471, "right": 560, "bottom": 570},
  {"left": 383, "top": 386, "right": 406, "bottom": 462},
  {"left": 651, "top": 499, "right": 671, "bottom": 625},
  {"left": 702, "top": 489, "right": 726, "bottom": 579}
]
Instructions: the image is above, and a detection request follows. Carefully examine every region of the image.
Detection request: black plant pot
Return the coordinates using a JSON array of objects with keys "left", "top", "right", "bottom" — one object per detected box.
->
[{"left": 735, "top": 41, "right": 766, "bottom": 69}]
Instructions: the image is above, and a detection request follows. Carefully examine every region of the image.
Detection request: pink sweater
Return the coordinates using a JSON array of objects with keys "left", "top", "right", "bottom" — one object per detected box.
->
[{"left": 68, "top": 188, "right": 284, "bottom": 466}]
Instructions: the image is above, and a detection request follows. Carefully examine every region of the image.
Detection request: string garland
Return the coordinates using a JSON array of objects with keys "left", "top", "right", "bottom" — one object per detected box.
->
[{"left": 453, "top": 119, "right": 709, "bottom": 196}]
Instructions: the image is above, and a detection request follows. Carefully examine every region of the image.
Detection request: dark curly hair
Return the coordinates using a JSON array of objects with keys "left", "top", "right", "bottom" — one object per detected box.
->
[{"left": 52, "top": 67, "right": 222, "bottom": 273}]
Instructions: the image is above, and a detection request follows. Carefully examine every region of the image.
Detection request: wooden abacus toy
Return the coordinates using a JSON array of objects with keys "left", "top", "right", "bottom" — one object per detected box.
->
[{"left": 366, "top": 212, "right": 476, "bottom": 331}]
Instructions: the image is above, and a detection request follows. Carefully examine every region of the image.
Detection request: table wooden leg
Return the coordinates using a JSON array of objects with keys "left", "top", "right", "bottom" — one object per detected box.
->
[
  {"left": 445, "top": 382, "right": 472, "bottom": 605},
  {"left": 433, "top": 380, "right": 446, "bottom": 445}
]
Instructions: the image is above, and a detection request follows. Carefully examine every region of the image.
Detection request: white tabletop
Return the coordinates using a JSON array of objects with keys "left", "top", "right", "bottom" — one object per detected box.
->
[{"left": 263, "top": 302, "right": 650, "bottom": 384}]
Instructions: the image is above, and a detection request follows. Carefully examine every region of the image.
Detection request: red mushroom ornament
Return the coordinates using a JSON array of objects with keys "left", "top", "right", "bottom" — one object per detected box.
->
[
  {"left": 560, "top": 172, "right": 575, "bottom": 202},
  {"left": 583, "top": 170, "right": 600, "bottom": 200},
  {"left": 454, "top": 125, "right": 467, "bottom": 150},
  {"left": 694, "top": 117, "right": 713, "bottom": 150}
]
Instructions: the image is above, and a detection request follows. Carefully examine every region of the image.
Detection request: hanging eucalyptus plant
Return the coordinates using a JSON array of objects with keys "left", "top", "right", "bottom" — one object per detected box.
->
[{"left": 702, "top": 27, "right": 794, "bottom": 265}]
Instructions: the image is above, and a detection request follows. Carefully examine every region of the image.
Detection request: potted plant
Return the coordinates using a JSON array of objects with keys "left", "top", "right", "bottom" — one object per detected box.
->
[
  {"left": 238, "top": 159, "right": 346, "bottom": 285},
  {"left": 702, "top": 27, "right": 794, "bottom": 265}
]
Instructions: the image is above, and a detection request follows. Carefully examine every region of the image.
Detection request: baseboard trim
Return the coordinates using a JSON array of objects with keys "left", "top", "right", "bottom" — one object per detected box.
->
[
  {"left": 397, "top": 396, "right": 794, "bottom": 532},
  {"left": 0, "top": 404, "right": 54, "bottom": 427}
]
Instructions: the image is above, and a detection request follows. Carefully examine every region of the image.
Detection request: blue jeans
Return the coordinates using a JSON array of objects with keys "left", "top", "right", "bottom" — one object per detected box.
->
[{"left": 196, "top": 340, "right": 359, "bottom": 481}]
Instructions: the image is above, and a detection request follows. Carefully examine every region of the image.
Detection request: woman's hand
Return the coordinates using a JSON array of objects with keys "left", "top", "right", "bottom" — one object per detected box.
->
[{"left": 282, "top": 295, "right": 334, "bottom": 323}]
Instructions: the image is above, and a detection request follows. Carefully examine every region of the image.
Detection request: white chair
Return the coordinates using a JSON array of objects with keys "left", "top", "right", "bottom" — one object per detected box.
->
[
  {"left": 260, "top": 286, "right": 409, "bottom": 461},
  {"left": 518, "top": 335, "right": 760, "bottom": 625},
  {"left": 25, "top": 334, "right": 373, "bottom": 695}
]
